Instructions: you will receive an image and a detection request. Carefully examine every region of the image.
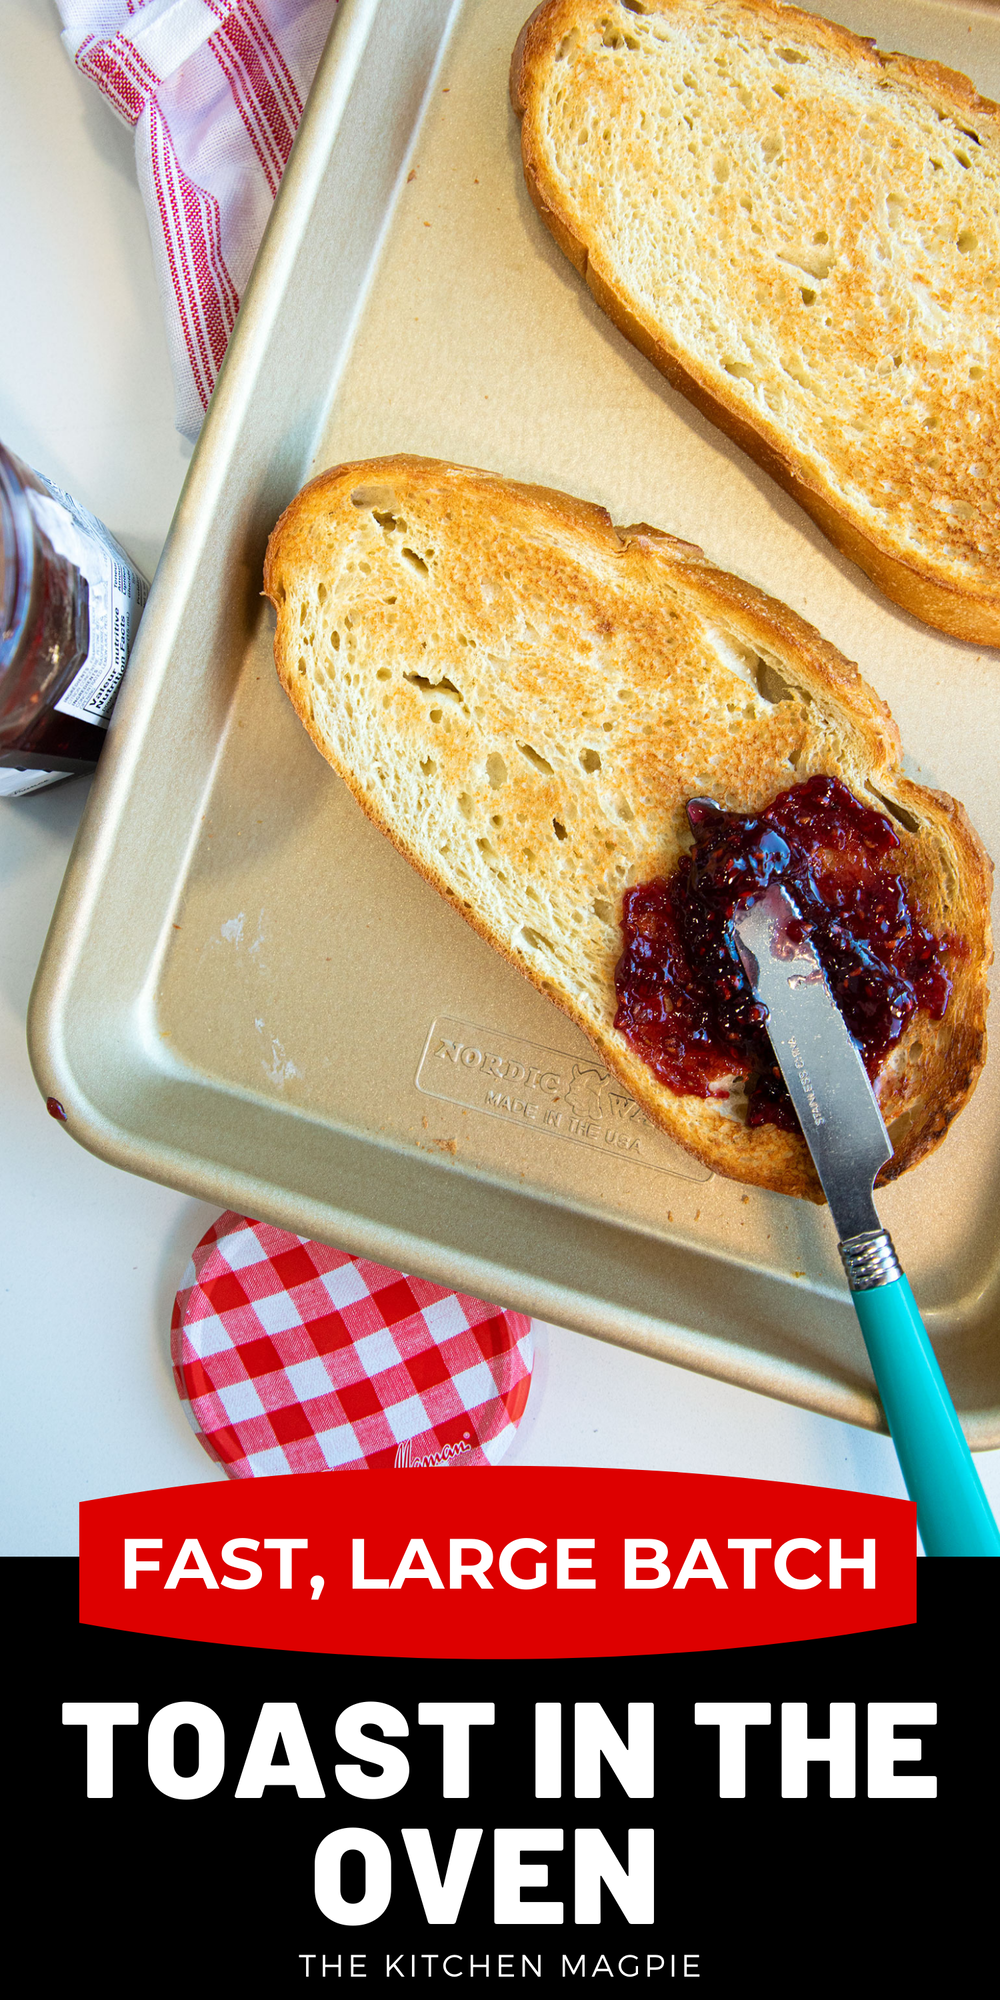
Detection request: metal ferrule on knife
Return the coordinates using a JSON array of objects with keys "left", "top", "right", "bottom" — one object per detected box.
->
[{"left": 839, "top": 1229, "right": 903, "bottom": 1292}]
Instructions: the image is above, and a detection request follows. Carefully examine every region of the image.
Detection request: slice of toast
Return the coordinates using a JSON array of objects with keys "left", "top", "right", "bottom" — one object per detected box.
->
[
  {"left": 263, "top": 455, "right": 991, "bottom": 1200},
  {"left": 511, "top": 0, "right": 1000, "bottom": 643}
]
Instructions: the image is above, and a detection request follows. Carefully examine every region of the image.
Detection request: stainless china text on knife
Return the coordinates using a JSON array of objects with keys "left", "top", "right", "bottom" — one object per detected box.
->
[{"left": 733, "top": 886, "right": 892, "bottom": 1255}]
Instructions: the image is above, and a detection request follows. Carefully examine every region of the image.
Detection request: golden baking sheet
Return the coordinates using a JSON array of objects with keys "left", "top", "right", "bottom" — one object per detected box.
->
[{"left": 29, "top": 0, "right": 1000, "bottom": 1440}]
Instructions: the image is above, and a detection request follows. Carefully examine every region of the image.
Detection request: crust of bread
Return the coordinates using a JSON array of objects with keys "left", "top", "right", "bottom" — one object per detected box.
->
[
  {"left": 264, "top": 455, "right": 992, "bottom": 1200},
  {"left": 511, "top": 0, "right": 1000, "bottom": 644}
]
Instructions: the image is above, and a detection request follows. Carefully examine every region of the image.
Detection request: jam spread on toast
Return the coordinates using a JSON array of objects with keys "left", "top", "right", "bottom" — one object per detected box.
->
[{"left": 613, "top": 775, "right": 952, "bottom": 1131}]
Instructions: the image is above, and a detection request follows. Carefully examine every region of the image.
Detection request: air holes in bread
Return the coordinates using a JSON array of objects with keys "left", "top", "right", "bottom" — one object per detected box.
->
[
  {"left": 350, "top": 484, "right": 397, "bottom": 509},
  {"left": 580, "top": 748, "right": 602, "bottom": 773},
  {"left": 755, "top": 657, "right": 806, "bottom": 705},
  {"left": 402, "top": 547, "right": 429, "bottom": 575},
  {"left": 518, "top": 742, "right": 555, "bottom": 775},
  {"left": 723, "top": 358, "right": 755, "bottom": 378},
  {"left": 782, "top": 356, "right": 817, "bottom": 392},
  {"left": 869, "top": 787, "right": 921, "bottom": 833},
  {"left": 419, "top": 756, "right": 435, "bottom": 777},
  {"left": 957, "top": 228, "right": 978, "bottom": 253},
  {"left": 553, "top": 819, "right": 568, "bottom": 841},
  {"left": 521, "top": 926, "right": 553, "bottom": 952},
  {"left": 406, "top": 672, "right": 463, "bottom": 700},
  {"left": 781, "top": 246, "right": 833, "bottom": 282},
  {"left": 888, "top": 1107, "right": 920, "bottom": 1151},
  {"left": 486, "top": 753, "right": 508, "bottom": 789},
  {"left": 457, "top": 793, "right": 474, "bottom": 820},
  {"left": 593, "top": 898, "right": 614, "bottom": 923}
]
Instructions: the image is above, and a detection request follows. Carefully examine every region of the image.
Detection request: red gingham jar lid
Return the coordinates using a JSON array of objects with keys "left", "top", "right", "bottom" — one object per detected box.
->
[{"left": 171, "top": 1213, "right": 534, "bottom": 1478}]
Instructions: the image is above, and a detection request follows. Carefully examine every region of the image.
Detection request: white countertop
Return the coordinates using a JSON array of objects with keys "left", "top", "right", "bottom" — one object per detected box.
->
[{"left": 3, "top": 0, "right": 998, "bottom": 1555}]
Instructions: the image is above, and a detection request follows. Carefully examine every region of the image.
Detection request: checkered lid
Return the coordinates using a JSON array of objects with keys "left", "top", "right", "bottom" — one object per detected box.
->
[{"left": 171, "top": 1213, "right": 534, "bottom": 1477}]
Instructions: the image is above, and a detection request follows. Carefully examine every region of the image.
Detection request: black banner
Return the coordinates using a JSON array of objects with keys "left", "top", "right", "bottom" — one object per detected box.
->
[{"left": 13, "top": 1558, "right": 995, "bottom": 1990}]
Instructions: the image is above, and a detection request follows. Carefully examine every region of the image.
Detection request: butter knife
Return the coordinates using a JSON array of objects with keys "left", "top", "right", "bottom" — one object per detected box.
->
[{"left": 734, "top": 881, "right": 999, "bottom": 1558}]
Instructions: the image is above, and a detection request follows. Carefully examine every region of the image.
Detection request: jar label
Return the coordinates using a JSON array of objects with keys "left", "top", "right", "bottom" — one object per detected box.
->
[
  {"left": 0, "top": 766, "right": 71, "bottom": 798},
  {"left": 26, "top": 473, "right": 149, "bottom": 731}
]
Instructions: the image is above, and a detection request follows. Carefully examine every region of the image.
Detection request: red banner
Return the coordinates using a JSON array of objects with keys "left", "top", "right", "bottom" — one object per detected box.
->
[{"left": 79, "top": 1468, "right": 915, "bottom": 1655}]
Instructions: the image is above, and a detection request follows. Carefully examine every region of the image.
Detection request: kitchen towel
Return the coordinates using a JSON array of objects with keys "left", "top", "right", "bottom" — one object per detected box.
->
[
  {"left": 58, "top": 0, "right": 338, "bottom": 438},
  {"left": 172, "top": 1212, "right": 535, "bottom": 1475}
]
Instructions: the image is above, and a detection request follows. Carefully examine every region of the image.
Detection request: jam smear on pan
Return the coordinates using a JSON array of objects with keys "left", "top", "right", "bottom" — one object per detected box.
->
[{"left": 613, "top": 775, "right": 953, "bottom": 1132}]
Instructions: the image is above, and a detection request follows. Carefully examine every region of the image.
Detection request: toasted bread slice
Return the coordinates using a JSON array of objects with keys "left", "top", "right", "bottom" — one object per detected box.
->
[
  {"left": 511, "top": 0, "right": 1000, "bottom": 644},
  {"left": 263, "top": 456, "right": 991, "bottom": 1199}
]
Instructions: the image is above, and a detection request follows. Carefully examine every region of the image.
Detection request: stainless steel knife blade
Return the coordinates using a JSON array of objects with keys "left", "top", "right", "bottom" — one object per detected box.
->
[{"left": 733, "top": 883, "right": 892, "bottom": 1239}]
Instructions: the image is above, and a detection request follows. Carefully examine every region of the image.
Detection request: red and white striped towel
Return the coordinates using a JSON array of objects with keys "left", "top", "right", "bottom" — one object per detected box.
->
[{"left": 58, "top": 1, "right": 338, "bottom": 438}]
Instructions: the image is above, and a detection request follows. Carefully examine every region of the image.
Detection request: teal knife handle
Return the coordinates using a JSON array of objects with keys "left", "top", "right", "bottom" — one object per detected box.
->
[{"left": 850, "top": 1273, "right": 1000, "bottom": 1557}]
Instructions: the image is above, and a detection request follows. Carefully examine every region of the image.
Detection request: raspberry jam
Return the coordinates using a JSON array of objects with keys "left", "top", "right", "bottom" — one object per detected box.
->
[{"left": 613, "top": 775, "right": 953, "bottom": 1132}]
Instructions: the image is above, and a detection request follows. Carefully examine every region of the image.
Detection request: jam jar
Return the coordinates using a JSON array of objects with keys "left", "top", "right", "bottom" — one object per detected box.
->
[{"left": 0, "top": 441, "right": 148, "bottom": 798}]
